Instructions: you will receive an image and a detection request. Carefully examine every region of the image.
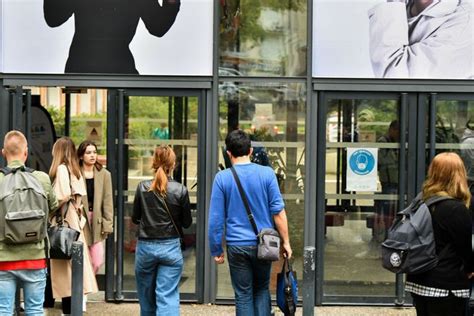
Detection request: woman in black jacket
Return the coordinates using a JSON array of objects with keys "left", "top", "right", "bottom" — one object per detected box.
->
[
  {"left": 132, "top": 145, "right": 192, "bottom": 315},
  {"left": 405, "top": 152, "right": 472, "bottom": 316}
]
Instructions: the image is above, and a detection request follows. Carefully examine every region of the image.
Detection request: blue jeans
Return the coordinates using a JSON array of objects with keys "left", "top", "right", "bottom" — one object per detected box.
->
[
  {"left": 0, "top": 268, "right": 47, "bottom": 316},
  {"left": 227, "top": 245, "right": 272, "bottom": 316},
  {"left": 135, "top": 238, "right": 183, "bottom": 316}
]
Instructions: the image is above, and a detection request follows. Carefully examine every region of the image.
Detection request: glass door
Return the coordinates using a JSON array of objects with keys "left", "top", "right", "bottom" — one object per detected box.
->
[
  {"left": 426, "top": 94, "right": 474, "bottom": 201},
  {"left": 108, "top": 89, "right": 205, "bottom": 301},
  {"left": 317, "top": 92, "right": 416, "bottom": 305}
]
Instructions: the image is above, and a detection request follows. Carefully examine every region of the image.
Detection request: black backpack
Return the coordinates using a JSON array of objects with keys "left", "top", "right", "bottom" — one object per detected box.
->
[
  {"left": 0, "top": 166, "right": 49, "bottom": 244},
  {"left": 381, "top": 194, "right": 451, "bottom": 274}
]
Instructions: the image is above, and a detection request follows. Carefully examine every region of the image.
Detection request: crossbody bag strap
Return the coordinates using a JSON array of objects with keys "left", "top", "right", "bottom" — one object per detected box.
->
[
  {"left": 230, "top": 167, "right": 259, "bottom": 236},
  {"left": 56, "top": 169, "right": 74, "bottom": 225},
  {"left": 154, "top": 192, "right": 182, "bottom": 238}
]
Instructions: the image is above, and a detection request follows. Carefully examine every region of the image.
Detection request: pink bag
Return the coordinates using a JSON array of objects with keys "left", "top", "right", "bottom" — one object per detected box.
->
[
  {"left": 89, "top": 241, "right": 104, "bottom": 274},
  {"left": 88, "top": 211, "right": 105, "bottom": 274}
]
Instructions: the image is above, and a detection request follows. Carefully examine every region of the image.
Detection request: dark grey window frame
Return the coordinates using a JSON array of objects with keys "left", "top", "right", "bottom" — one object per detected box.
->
[{"left": 311, "top": 87, "right": 474, "bottom": 306}]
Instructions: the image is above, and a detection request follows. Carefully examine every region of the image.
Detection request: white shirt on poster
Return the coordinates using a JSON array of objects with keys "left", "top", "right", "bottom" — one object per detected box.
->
[{"left": 368, "top": 0, "right": 474, "bottom": 79}]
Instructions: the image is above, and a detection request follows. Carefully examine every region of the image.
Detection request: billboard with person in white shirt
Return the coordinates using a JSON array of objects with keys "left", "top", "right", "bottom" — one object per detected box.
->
[{"left": 313, "top": 0, "right": 474, "bottom": 79}]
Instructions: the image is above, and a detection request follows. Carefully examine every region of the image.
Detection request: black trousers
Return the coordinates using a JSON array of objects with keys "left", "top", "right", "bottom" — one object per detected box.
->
[
  {"left": 412, "top": 293, "right": 467, "bottom": 316},
  {"left": 62, "top": 297, "right": 71, "bottom": 314},
  {"left": 43, "top": 267, "right": 55, "bottom": 308}
]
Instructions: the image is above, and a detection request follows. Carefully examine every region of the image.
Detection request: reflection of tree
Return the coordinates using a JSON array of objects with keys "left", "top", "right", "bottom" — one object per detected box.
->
[
  {"left": 220, "top": 0, "right": 305, "bottom": 43},
  {"left": 47, "top": 106, "right": 66, "bottom": 136},
  {"left": 220, "top": 0, "right": 306, "bottom": 74},
  {"left": 250, "top": 127, "right": 304, "bottom": 195}
]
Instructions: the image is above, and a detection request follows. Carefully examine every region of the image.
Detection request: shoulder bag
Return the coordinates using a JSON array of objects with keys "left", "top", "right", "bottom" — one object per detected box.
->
[
  {"left": 47, "top": 171, "right": 80, "bottom": 259},
  {"left": 48, "top": 200, "right": 80, "bottom": 259},
  {"left": 230, "top": 167, "right": 280, "bottom": 261}
]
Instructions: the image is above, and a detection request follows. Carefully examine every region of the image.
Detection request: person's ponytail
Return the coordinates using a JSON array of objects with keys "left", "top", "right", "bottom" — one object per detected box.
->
[
  {"left": 151, "top": 166, "right": 168, "bottom": 196},
  {"left": 148, "top": 145, "right": 176, "bottom": 196}
]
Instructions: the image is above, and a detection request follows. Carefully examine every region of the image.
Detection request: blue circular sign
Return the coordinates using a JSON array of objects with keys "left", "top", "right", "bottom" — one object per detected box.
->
[{"left": 349, "top": 149, "right": 375, "bottom": 175}]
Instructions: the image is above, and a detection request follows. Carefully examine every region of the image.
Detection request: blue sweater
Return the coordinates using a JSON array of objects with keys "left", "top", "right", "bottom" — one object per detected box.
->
[{"left": 208, "top": 163, "right": 284, "bottom": 256}]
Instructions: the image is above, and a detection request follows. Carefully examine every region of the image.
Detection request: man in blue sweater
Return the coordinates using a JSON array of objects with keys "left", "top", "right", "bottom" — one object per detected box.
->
[{"left": 208, "top": 130, "right": 292, "bottom": 316}]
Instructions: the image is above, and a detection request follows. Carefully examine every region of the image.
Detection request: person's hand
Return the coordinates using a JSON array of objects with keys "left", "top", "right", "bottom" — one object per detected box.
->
[
  {"left": 468, "top": 272, "right": 474, "bottom": 279},
  {"left": 282, "top": 242, "right": 292, "bottom": 259},
  {"left": 214, "top": 254, "right": 225, "bottom": 264}
]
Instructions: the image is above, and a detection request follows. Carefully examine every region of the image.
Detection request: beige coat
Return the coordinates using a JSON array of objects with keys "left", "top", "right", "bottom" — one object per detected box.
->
[
  {"left": 81, "top": 167, "right": 114, "bottom": 245},
  {"left": 50, "top": 164, "right": 98, "bottom": 299}
]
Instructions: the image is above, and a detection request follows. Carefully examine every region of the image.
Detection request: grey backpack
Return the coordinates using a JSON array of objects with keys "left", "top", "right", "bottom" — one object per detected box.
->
[
  {"left": 381, "top": 194, "right": 451, "bottom": 274},
  {"left": 0, "top": 166, "right": 49, "bottom": 244}
]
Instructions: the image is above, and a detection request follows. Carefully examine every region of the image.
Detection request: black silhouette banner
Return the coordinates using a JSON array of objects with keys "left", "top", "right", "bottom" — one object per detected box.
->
[{"left": 0, "top": 0, "right": 213, "bottom": 75}]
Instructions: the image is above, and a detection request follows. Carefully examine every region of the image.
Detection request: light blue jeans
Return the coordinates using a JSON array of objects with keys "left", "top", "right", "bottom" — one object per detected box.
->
[
  {"left": 135, "top": 238, "right": 183, "bottom": 316},
  {"left": 0, "top": 268, "right": 47, "bottom": 316}
]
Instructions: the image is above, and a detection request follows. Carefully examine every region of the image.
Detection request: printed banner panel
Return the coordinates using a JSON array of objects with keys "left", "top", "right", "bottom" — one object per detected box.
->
[
  {"left": 0, "top": 0, "right": 213, "bottom": 76},
  {"left": 313, "top": 0, "right": 474, "bottom": 79},
  {"left": 346, "top": 148, "right": 378, "bottom": 192}
]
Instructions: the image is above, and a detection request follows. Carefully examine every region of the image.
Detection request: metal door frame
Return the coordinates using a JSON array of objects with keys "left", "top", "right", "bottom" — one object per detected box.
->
[
  {"left": 107, "top": 88, "right": 210, "bottom": 303},
  {"left": 315, "top": 91, "right": 416, "bottom": 305}
]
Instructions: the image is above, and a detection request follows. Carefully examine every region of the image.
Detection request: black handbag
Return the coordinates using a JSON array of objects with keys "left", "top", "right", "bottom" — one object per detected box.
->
[{"left": 47, "top": 201, "right": 80, "bottom": 260}]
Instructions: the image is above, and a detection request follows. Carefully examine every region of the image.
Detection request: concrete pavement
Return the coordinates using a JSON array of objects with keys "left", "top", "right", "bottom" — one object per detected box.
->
[{"left": 42, "top": 301, "right": 416, "bottom": 315}]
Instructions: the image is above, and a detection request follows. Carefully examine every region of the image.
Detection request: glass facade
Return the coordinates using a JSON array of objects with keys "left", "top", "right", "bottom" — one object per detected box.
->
[
  {"left": 0, "top": 0, "right": 473, "bottom": 308},
  {"left": 216, "top": 81, "right": 306, "bottom": 298},
  {"left": 323, "top": 98, "right": 401, "bottom": 298},
  {"left": 219, "top": 0, "right": 307, "bottom": 77},
  {"left": 433, "top": 100, "right": 474, "bottom": 179},
  {"left": 122, "top": 95, "right": 199, "bottom": 295}
]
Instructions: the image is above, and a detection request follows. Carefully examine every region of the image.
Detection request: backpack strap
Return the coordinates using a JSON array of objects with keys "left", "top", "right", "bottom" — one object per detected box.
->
[
  {"left": 424, "top": 195, "right": 452, "bottom": 208},
  {"left": 0, "top": 166, "right": 34, "bottom": 175},
  {"left": 0, "top": 167, "right": 13, "bottom": 175},
  {"left": 23, "top": 167, "right": 35, "bottom": 173}
]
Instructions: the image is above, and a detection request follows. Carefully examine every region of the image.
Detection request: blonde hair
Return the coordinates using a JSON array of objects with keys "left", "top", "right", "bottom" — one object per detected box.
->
[
  {"left": 49, "top": 137, "right": 82, "bottom": 181},
  {"left": 422, "top": 152, "right": 471, "bottom": 207},
  {"left": 149, "top": 145, "right": 176, "bottom": 196},
  {"left": 3, "top": 130, "right": 27, "bottom": 156}
]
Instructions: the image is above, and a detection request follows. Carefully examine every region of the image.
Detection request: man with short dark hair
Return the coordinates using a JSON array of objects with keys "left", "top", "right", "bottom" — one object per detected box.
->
[
  {"left": 208, "top": 129, "right": 292, "bottom": 316},
  {"left": 0, "top": 130, "right": 58, "bottom": 315}
]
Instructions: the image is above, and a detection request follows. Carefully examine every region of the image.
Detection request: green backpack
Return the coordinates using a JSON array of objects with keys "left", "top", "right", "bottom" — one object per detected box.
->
[{"left": 0, "top": 166, "right": 49, "bottom": 244}]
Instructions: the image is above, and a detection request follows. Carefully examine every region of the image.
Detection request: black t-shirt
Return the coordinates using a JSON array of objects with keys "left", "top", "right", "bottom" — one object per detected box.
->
[{"left": 86, "top": 178, "right": 94, "bottom": 212}]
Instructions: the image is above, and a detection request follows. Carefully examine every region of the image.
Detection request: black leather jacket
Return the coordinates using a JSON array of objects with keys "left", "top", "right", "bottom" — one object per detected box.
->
[{"left": 132, "top": 179, "right": 192, "bottom": 239}]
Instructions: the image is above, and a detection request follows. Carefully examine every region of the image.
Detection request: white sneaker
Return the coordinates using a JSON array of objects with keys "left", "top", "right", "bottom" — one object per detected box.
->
[{"left": 83, "top": 295, "right": 87, "bottom": 312}]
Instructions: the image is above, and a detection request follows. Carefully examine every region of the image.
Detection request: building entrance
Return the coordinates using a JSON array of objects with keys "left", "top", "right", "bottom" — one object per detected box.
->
[
  {"left": 315, "top": 91, "right": 474, "bottom": 305},
  {"left": 107, "top": 89, "right": 206, "bottom": 302}
]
